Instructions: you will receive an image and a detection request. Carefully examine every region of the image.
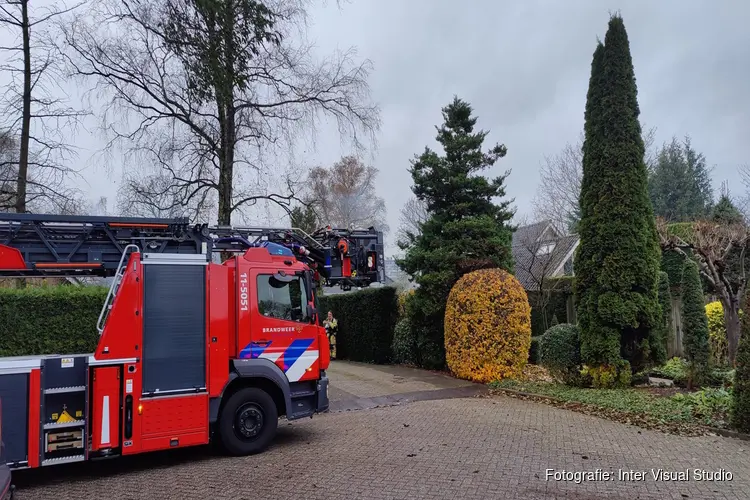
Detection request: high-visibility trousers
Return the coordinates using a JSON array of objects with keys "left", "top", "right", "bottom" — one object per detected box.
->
[{"left": 327, "top": 331, "right": 337, "bottom": 359}]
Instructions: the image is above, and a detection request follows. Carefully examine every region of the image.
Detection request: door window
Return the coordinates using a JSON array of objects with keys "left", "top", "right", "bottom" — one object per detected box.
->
[{"left": 256, "top": 273, "right": 310, "bottom": 322}]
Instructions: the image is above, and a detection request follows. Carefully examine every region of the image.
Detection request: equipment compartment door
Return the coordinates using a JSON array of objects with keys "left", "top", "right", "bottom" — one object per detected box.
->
[
  {"left": 91, "top": 366, "right": 121, "bottom": 452},
  {"left": 0, "top": 373, "right": 28, "bottom": 465},
  {"left": 141, "top": 257, "right": 207, "bottom": 395}
]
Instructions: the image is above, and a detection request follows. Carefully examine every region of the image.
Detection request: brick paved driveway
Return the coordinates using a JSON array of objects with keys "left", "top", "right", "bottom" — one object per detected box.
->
[{"left": 11, "top": 361, "right": 750, "bottom": 500}]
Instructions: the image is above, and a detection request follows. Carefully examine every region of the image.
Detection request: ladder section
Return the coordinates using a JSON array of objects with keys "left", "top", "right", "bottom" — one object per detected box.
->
[
  {"left": 39, "top": 356, "right": 88, "bottom": 466},
  {"left": 0, "top": 213, "right": 210, "bottom": 277},
  {"left": 97, "top": 244, "right": 139, "bottom": 334},
  {"left": 211, "top": 226, "right": 324, "bottom": 250}
]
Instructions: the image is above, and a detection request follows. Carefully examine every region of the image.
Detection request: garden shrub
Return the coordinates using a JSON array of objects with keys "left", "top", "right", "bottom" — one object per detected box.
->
[
  {"left": 706, "top": 301, "right": 729, "bottom": 367},
  {"left": 649, "top": 357, "right": 689, "bottom": 386},
  {"left": 529, "top": 336, "right": 541, "bottom": 364},
  {"left": 673, "top": 388, "right": 734, "bottom": 425},
  {"left": 681, "top": 258, "right": 710, "bottom": 388},
  {"left": 444, "top": 268, "right": 531, "bottom": 383},
  {"left": 539, "top": 323, "right": 582, "bottom": 384},
  {"left": 582, "top": 361, "right": 632, "bottom": 389},
  {"left": 706, "top": 368, "right": 735, "bottom": 388},
  {"left": 661, "top": 249, "right": 686, "bottom": 296},
  {"left": 0, "top": 285, "right": 108, "bottom": 356},
  {"left": 652, "top": 271, "right": 671, "bottom": 366},
  {"left": 397, "top": 289, "right": 414, "bottom": 318},
  {"left": 318, "top": 286, "right": 399, "bottom": 364}
]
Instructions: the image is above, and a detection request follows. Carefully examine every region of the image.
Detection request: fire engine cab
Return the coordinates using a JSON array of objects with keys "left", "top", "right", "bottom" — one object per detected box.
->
[{"left": 0, "top": 213, "right": 383, "bottom": 475}]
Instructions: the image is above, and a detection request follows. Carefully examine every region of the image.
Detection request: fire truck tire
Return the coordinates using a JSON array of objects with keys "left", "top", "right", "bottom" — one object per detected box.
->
[{"left": 219, "top": 387, "right": 278, "bottom": 456}]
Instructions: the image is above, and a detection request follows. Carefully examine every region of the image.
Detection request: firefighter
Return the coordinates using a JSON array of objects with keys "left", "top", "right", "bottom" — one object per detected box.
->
[
  {"left": 356, "top": 244, "right": 366, "bottom": 275},
  {"left": 323, "top": 310, "right": 337, "bottom": 360}
]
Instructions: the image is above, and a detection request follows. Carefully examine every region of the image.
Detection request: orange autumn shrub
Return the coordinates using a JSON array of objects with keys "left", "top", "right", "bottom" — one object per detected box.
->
[{"left": 444, "top": 268, "right": 532, "bottom": 383}]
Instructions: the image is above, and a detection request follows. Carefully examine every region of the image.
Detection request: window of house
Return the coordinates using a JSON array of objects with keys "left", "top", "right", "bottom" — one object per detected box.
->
[
  {"left": 563, "top": 257, "right": 574, "bottom": 275},
  {"left": 256, "top": 273, "right": 309, "bottom": 323},
  {"left": 537, "top": 242, "right": 556, "bottom": 255}
]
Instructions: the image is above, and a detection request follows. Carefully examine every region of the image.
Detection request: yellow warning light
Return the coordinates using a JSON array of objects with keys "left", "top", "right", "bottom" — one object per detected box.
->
[
  {"left": 306, "top": 367, "right": 312, "bottom": 372},
  {"left": 138, "top": 404, "right": 143, "bottom": 415}
]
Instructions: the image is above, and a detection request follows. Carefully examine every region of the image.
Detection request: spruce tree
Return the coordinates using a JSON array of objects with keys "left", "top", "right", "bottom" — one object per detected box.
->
[
  {"left": 290, "top": 204, "right": 319, "bottom": 235},
  {"left": 397, "top": 96, "right": 515, "bottom": 369},
  {"left": 681, "top": 258, "right": 710, "bottom": 388},
  {"left": 575, "top": 14, "right": 662, "bottom": 380},
  {"left": 711, "top": 195, "right": 744, "bottom": 225},
  {"left": 648, "top": 136, "right": 713, "bottom": 222}
]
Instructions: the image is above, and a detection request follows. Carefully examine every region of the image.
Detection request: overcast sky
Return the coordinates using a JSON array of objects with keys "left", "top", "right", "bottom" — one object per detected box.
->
[
  {"left": 2, "top": 0, "right": 748, "bottom": 256},
  {"left": 301, "top": 0, "right": 749, "bottom": 254}
]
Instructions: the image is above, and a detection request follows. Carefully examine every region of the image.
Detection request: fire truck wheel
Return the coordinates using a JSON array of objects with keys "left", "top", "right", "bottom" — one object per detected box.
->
[{"left": 219, "top": 387, "right": 279, "bottom": 456}]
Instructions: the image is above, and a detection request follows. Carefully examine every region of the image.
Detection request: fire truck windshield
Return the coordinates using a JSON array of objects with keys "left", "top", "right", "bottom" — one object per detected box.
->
[{"left": 259, "top": 273, "right": 310, "bottom": 323}]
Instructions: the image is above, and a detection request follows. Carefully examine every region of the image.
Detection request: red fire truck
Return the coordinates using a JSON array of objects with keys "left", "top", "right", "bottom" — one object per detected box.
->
[{"left": 0, "top": 213, "right": 383, "bottom": 476}]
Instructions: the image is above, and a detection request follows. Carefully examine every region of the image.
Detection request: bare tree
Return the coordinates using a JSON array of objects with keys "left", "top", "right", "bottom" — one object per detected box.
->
[
  {"left": 0, "top": 130, "right": 17, "bottom": 210},
  {"left": 306, "top": 155, "right": 388, "bottom": 232},
  {"left": 59, "top": 0, "right": 380, "bottom": 226},
  {"left": 116, "top": 169, "right": 216, "bottom": 221},
  {"left": 533, "top": 125, "right": 656, "bottom": 234},
  {"left": 0, "top": 0, "right": 88, "bottom": 214},
  {"left": 734, "top": 165, "right": 750, "bottom": 222},
  {"left": 513, "top": 214, "right": 573, "bottom": 332},
  {"left": 396, "top": 196, "right": 427, "bottom": 246},
  {"left": 657, "top": 217, "right": 748, "bottom": 366}
]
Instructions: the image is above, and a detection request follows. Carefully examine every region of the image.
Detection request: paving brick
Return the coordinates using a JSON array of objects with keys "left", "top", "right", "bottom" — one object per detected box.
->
[{"left": 12, "top": 393, "right": 750, "bottom": 500}]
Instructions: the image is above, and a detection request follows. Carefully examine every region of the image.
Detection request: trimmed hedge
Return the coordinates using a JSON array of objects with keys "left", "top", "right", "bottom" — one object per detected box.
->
[
  {"left": 529, "top": 290, "right": 571, "bottom": 337},
  {"left": 391, "top": 318, "right": 416, "bottom": 365},
  {"left": 2, "top": 284, "right": 400, "bottom": 366},
  {"left": 0, "top": 285, "right": 108, "bottom": 357},
  {"left": 444, "top": 268, "right": 531, "bottom": 383},
  {"left": 318, "top": 286, "right": 399, "bottom": 364}
]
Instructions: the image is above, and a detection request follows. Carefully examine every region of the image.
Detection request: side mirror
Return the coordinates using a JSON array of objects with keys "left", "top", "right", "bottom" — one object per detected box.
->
[{"left": 307, "top": 303, "right": 316, "bottom": 323}]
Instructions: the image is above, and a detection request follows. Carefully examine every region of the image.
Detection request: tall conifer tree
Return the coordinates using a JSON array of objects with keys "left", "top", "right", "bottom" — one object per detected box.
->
[{"left": 575, "top": 14, "right": 662, "bottom": 380}]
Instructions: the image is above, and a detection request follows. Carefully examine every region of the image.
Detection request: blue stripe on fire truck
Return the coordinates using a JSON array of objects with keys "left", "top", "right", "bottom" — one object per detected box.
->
[
  {"left": 282, "top": 338, "right": 314, "bottom": 371},
  {"left": 237, "top": 338, "right": 318, "bottom": 382}
]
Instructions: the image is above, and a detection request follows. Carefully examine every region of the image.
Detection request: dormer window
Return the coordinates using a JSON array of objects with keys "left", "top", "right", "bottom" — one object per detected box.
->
[
  {"left": 563, "top": 257, "right": 574, "bottom": 275},
  {"left": 537, "top": 242, "right": 555, "bottom": 255}
]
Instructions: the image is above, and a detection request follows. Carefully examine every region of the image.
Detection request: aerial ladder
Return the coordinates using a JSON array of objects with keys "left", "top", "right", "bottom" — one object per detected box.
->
[{"left": 0, "top": 214, "right": 385, "bottom": 289}]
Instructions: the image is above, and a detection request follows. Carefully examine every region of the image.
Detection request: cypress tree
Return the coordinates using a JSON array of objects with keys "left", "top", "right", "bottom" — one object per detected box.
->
[
  {"left": 576, "top": 41, "right": 614, "bottom": 368},
  {"left": 681, "top": 259, "right": 710, "bottom": 388},
  {"left": 575, "top": 14, "right": 662, "bottom": 382}
]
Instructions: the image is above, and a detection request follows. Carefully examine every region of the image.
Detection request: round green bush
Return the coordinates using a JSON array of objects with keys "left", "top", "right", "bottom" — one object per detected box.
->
[{"left": 540, "top": 323, "right": 582, "bottom": 384}]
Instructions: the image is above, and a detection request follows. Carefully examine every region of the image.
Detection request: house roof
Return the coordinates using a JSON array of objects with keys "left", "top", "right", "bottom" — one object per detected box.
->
[{"left": 512, "top": 220, "right": 578, "bottom": 291}]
